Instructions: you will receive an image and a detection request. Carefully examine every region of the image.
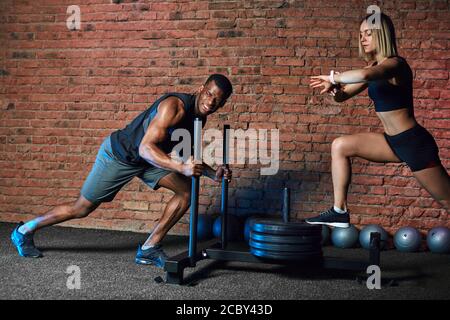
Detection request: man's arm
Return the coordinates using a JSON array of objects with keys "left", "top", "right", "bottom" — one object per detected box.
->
[{"left": 139, "top": 97, "right": 202, "bottom": 176}]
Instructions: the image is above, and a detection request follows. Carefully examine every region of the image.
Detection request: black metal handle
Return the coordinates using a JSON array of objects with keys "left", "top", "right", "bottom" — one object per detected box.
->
[
  {"left": 188, "top": 118, "right": 202, "bottom": 266},
  {"left": 221, "top": 124, "right": 230, "bottom": 249}
]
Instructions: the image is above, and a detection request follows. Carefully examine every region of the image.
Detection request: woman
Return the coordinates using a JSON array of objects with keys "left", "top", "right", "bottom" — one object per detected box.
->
[{"left": 306, "top": 13, "right": 449, "bottom": 227}]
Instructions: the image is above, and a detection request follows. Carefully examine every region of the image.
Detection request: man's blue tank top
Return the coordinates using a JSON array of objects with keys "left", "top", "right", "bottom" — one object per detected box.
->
[{"left": 110, "top": 93, "right": 202, "bottom": 166}]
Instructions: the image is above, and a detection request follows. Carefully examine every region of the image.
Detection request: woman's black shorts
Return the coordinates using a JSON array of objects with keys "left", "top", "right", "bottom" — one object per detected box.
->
[{"left": 384, "top": 124, "right": 441, "bottom": 172}]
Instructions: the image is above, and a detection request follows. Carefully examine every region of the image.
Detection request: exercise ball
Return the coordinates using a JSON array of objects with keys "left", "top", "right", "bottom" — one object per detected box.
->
[
  {"left": 197, "top": 214, "right": 214, "bottom": 241},
  {"left": 359, "top": 224, "right": 388, "bottom": 250},
  {"left": 427, "top": 227, "right": 450, "bottom": 254},
  {"left": 321, "top": 225, "right": 331, "bottom": 246},
  {"left": 213, "top": 215, "right": 241, "bottom": 241},
  {"left": 331, "top": 225, "right": 359, "bottom": 248},
  {"left": 393, "top": 227, "right": 422, "bottom": 252}
]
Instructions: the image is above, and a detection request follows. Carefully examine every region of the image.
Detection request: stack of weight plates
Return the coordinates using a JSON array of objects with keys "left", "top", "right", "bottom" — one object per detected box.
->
[{"left": 249, "top": 219, "right": 323, "bottom": 262}]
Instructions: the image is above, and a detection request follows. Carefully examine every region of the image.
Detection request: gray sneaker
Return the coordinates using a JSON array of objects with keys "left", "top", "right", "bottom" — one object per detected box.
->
[{"left": 305, "top": 208, "right": 350, "bottom": 228}]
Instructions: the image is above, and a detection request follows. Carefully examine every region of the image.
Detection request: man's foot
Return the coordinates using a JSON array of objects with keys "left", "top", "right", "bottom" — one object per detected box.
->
[
  {"left": 135, "top": 244, "right": 168, "bottom": 268},
  {"left": 10, "top": 222, "right": 43, "bottom": 258},
  {"left": 305, "top": 207, "right": 350, "bottom": 228}
]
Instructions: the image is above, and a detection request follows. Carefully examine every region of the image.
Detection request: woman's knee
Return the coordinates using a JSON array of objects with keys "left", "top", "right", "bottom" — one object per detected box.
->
[{"left": 331, "top": 136, "right": 353, "bottom": 157}]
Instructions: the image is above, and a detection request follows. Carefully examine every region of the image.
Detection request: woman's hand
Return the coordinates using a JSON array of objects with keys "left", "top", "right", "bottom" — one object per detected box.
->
[
  {"left": 310, "top": 73, "right": 340, "bottom": 95},
  {"left": 310, "top": 75, "right": 333, "bottom": 94},
  {"left": 329, "top": 86, "right": 339, "bottom": 97}
]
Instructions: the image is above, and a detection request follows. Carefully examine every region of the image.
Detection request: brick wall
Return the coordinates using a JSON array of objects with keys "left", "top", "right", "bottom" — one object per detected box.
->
[{"left": 0, "top": 0, "right": 449, "bottom": 236}]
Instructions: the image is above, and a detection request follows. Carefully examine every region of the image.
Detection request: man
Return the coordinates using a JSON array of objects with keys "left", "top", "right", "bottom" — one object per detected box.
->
[{"left": 11, "top": 74, "right": 233, "bottom": 268}]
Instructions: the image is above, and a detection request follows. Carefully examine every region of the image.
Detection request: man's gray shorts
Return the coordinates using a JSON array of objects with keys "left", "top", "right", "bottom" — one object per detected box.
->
[{"left": 81, "top": 136, "right": 172, "bottom": 204}]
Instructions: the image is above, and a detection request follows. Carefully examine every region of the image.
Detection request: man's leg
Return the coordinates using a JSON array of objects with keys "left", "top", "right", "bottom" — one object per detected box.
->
[
  {"left": 11, "top": 195, "right": 99, "bottom": 258},
  {"left": 11, "top": 136, "right": 137, "bottom": 257},
  {"left": 135, "top": 172, "right": 190, "bottom": 267},
  {"left": 142, "top": 172, "right": 191, "bottom": 248},
  {"left": 18, "top": 195, "right": 99, "bottom": 235}
]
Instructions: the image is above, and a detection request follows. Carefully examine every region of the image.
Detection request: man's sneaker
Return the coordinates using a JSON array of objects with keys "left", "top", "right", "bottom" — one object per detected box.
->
[
  {"left": 10, "top": 222, "right": 43, "bottom": 258},
  {"left": 305, "top": 207, "right": 350, "bottom": 228},
  {"left": 135, "top": 244, "right": 168, "bottom": 268}
]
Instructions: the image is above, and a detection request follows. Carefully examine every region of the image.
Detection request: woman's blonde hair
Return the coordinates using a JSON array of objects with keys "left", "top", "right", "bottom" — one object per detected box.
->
[{"left": 359, "top": 13, "right": 398, "bottom": 61}]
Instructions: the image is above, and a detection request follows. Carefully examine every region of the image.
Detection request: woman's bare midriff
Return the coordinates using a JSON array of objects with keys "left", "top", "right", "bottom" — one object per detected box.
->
[{"left": 376, "top": 108, "right": 417, "bottom": 136}]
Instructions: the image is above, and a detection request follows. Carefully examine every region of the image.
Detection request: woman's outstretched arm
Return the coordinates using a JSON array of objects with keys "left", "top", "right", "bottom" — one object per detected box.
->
[
  {"left": 331, "top": 83, "right": 369, "bottom": 102},
  {"left": 333, "top": 57, "right": 402, "bottom": 84}
]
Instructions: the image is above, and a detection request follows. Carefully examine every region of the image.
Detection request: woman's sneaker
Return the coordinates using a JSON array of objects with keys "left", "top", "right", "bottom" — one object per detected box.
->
[
  {"left": 305, "top": 207, "right": 350, "bottom": 228},
  {"left": 10, "top": 222, "right": 43, "bottom": 258},
  {"left": 135, "top": 244, "right": 168, "bottom": 268}
]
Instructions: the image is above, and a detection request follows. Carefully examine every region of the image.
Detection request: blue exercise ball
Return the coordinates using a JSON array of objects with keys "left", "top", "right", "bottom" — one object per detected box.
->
[
  {"left": 394, "top": 227, "right": 422, "bottom": 252},
  {"left": 359, "top": 224, "right": 388, "bottom": 250},
  {"left": 427, "top": 227, "right": 450, "bottom": 254},
  {"left": 197, "top": 214, "right": 214, "bottom": 241},
  {"left": 321, "top": 225, "right": 331, "bottom": 246},
  {"left": 331, "top": 225, "right": 359, "bottom": 248},
  {"left": 213, "top": 215, "right": 241, "bottom": 241}
]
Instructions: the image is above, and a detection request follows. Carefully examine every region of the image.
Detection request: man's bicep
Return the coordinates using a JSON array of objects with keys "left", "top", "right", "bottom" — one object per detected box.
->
[
  {"left": 142, "top": 119, "right": 169, "bottom": 145},
  {"left": 142, "top": 102, "right": 179, "bottom": 144}
]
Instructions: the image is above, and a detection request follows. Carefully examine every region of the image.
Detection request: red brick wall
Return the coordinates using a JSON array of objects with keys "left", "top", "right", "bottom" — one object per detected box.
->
[{"left": 0, "top": 0, "right": 449, "bottom": 236}]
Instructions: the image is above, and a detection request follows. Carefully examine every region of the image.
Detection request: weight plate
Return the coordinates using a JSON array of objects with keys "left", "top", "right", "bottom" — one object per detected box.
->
[
  {"left": 249, "top": 239, "right": 322, "bottom": 252},
  {"left": 250, "top": 231, "right": 322, "bottom": 245},
  {"left": 250, "top": 247, "right": 323, "bottom": 261},
  {"left": 251, "top": 219, "right": 322, "bottom": 236}
]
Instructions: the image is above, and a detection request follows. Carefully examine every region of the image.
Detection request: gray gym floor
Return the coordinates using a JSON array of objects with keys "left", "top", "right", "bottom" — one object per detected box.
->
[{"left": 1, "top": 222, "right": 449, "bottom": 300}]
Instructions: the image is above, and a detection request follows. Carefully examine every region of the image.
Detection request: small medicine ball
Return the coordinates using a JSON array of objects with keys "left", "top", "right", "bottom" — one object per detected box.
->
[
  {"left": 321, "top": 225, "right": 331, "bottom": 246},
  {"left": 427, "top": 226, "right": 450, "bottom": 254},
  {"left": 359, "top": 224, "right": 389, "bottom": 250},
  {"left": 393, "top": 227, "right": 422, "bottom": 252},
  {"left": 331, "top": 225, "right": 359, "bottom": 249}
]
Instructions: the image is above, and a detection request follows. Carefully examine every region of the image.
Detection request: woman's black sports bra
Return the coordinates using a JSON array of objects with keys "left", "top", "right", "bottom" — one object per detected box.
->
[{"left": 367, "top": 57, "right": 414, "bottom": 113}]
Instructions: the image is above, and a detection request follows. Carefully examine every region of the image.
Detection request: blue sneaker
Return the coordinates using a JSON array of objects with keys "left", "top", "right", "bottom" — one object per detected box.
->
[
  {"left": 10, "top": 222, "right": 43, "bottom": 258},
  {"left": 305, "top": 207, "right": 350, "bottom": 228},
  {"left": 135, "top": 244, "right": 168, "bottom": 268}
]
